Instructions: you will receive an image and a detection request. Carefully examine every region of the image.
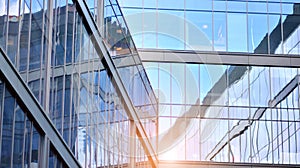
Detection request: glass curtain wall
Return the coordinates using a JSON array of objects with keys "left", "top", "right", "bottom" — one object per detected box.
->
[
  {"left": 119, "top": 0, "right": 300, "bottom": 54},
  {"left": 144, "top": 61, "right": 300, "bottom": 164},
  {"left": 0, "top": 78, "right": 70, "bottom": 167},
  {"left": 0, "top": 0, "right": 155, "bottom": 167}
]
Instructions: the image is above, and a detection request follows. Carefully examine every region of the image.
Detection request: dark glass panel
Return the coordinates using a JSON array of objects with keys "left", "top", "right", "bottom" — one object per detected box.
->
[
  {"left": 24, "top": 119, "right": 31, "bottom": 167},
  {"left": 31, "top": 126, "right": 40, "bottom": 165},
  {"left": 1, "top": 89, "right": 15, "bottom": 168},
  {"left": 12, "top": 107, "right": 25, "bottom": 168}
]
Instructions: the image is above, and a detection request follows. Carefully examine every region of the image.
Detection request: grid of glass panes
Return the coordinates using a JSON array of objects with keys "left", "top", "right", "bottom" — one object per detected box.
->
[
  {"left": 119, "top": 0, "right": 300, "bottom": 54},
  {"left": 0, "top": 79, "right": 41, "bottom": 167},
  {"left": 144, "top": 62, "right": 300, "bottom": 164},
  {"left": 0, "top": 0, "right": 153, "bottom": 167}
]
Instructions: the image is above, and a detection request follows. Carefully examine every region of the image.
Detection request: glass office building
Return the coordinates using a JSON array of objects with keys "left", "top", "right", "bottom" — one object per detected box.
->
[
  {"left": 118, "top": 0, "right": 300, "bottom": 167},
  {"left": 0, "top": 0, "right": 300, "bottom": 168},
  {"left": 0, "top": 0, "right": 157, "bottom": 167}
]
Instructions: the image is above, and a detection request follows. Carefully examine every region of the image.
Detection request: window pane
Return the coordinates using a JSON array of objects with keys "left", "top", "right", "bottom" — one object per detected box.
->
[
  {"left": 157, "top": 0, "right": 183, "bottom": 9},
  {"left": 186, "top": 11, "right": 212, "bottom": 51},
  {"left": 157, "top": 10, "right": 184, "bottom": 50},
  {"left": 227, "top": 13, "right": 247, "bottom": 52},
  {"left": 248, "top": 14, "right": 268, "bottom": 53},
  {"left": 186, "top": 0, "right": 212, "bottom": 10},
  {"left": 214, "top": 12, "right": 226, "bottom": 51},
  {"left": 31, "top": 126, "right": 40, "bottom": 165},
  {"left": 227, "top": 1, "right": 246, "bottom": 12}
]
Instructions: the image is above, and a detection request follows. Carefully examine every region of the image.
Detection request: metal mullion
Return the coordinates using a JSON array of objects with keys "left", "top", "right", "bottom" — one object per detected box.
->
[
  {"left": 45, "top": 139, "right": 50, "bottom": 168},
  {"left": 120, "top": 109, "right": 124, "bottom": 167},
  {"left": 112, "top": 96, "right": 115, "bottom": 166},
  {"left": 44, "top": 0, "right": 54, "bottom": 114},
  {"left": 91, "top": 34, "right": 97, "bottom": 168},
  {"left": 248, "top": 65, "right": 252, "bottom": 163},
  {"left": 39, "top": 133, "right": 48, "bottom": 167},
  {"left": 51, "top": 0, "right": 59, "bottom": 121},
  {"left": 275, "top": 108, "right": 279, "bottom": 163},
  {"left": 10, "top": 99, "right": 18, "bottom": 168},
  {"left": 106, "top": 75, "right": 110, "bottom": 167},
  {"left": 296, "top": 69, "right": 299, "bottom": 164},
  {"left": 5, "top": 0, "right": 10, "bottom": 54},
  {"left": 184, "top": 64, "right": 187, "bottom": 160},
  {"left": 117, "top": 102, "right": 120, "bottom": 166},
  {"left": 280, "top": 106, "right": 283, "bottom": 163},
  {"left": 28, "top": 122, "right": 33, "bottom": 167},
  {"left": 225, "top": 0, "right": 228, "bottom": 52},
  {"left": 198, "top": 64, "right": 201, "bottom": 160},
  {"left": 227, "top": 66, "right": 231, "bottom": 162},
  {"left": 21, "top": 115, "right": 28, "bottom": 168},
  {"left": 60, "top": 0, "right": 68, "bottom": 141},
  {"left": 0, "top": 82, "right": 5, "bottom": 165},
  {"left": 68, "top": 4, "right": 76, "bottom": 148},
  {"left": 26, "top": 0, "right": 33, "bottom": 83},
  {"left": 87, "top": 36, "right": 91, "bottom": 167},
  {"left": 287, "top": 110, "right": 291, "bottom": 163},
  {"left": 61, "top": 0, "right": 70, "bottom": 140},
  {"left": 38, "top": 0, "right": 47, "bottom": 104},
  {"left": 156, "top": 63, "right": 159, "bottom": 157},
  {"left": 269, "top": 67, "right": 274, "bottom": 164},
  {"left": 156, "top": 0, "right": 158, "bottom": 49},
  {"left": 63, "top": 0, "right": 68, "bottom": 66},
  {"left": 246, "top": 0, "right": 249, "bottom": 53},
  {"left": 95, "top": 58, "right": 101, "bottom": 167},
  {"left": 170, "top": 64, "right": 172, "bottom": 126},
  {"left": 103, "top": 74, "right": 107, "bottom": 167},
  {"left": 53, "top": 77, "right": 58, "bottom": 127},
  {"left": 267, "top": 1, "right": 271, "bottom": 55},
  {"left": 141, "top": 0, "right": 144, "bottom": 48},
  {"left": 280, "top": 0, "right": 284, "bottom": 54},
  {"left": 16, "top": 0, "right": 23, "bottom": 70},
  {"left": 68, "top": 65, "right": 74, "bottom": 147},
  {"left": 212, "top": 0, "right": 214, "bottom": 51},
  {"left": 75, "top": 16, "right": 85, "bottom": 161},
  {"left": 75, "top": 15, "right": 83, "bottom": 160}
]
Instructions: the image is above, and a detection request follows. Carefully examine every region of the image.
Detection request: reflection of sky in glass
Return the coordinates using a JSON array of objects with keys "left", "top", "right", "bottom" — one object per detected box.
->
[
  {"left": 227, "top": 13, "right": 247, "bottom": 52},
  {"left": 120, "top": 1, "right": 300, "bottom": 54},
  {"left": 119, "top": 0, "right": 300, "bottom": 163},
  {"left": 248, "top": 14, "right": 268, "bottom": 52}
]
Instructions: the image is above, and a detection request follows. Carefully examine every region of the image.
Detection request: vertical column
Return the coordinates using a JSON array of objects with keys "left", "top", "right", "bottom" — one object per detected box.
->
[
  {"left": 39, "top": 135, "right": 48, "bottom": 167},
  {"left": 44, "top": 0, "right": 54, "bottom": 113},
  {"left": 129, "top": 120, "right": 136, "bottom": 167},
  {"left": 97, "top": 0, "right": 104, "bottom": 36}
]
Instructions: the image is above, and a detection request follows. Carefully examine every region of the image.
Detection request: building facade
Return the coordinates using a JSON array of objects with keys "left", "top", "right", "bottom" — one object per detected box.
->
[
  {"left": 119, "top": 0, "right": 300, "bottom": 166},
  {"left": 0, "top": 0, "right": 157, "bottom": 167},
  {"left": 1, "top": 0, "right": 300, "bottom": 168}
]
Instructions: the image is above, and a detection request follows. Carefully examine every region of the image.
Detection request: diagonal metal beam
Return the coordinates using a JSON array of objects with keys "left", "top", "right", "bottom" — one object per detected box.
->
[{"left": 72, "top": 0, "right": 158, "bottom": 167}]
